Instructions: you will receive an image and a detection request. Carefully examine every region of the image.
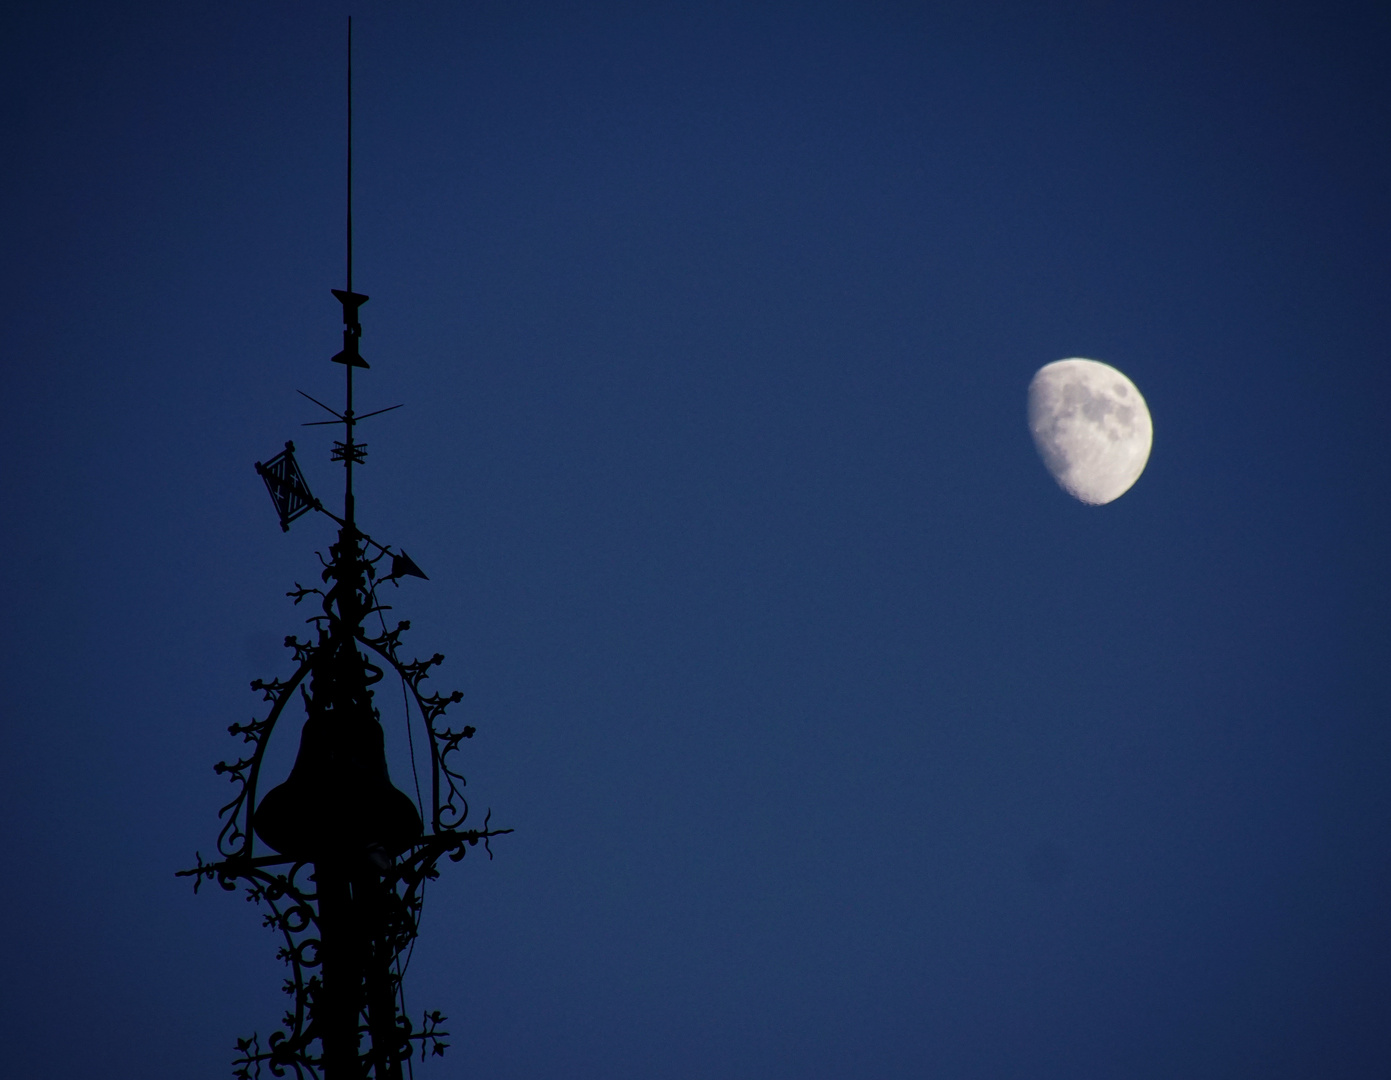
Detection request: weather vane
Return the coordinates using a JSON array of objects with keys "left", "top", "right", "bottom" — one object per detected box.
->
[{"left": 181, "top": 20, "right": 509, "bottom": 1079}]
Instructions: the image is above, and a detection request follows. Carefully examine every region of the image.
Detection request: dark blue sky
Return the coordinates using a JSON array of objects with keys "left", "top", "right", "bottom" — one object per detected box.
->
[{"left": 3, "top": 2, "right": 1390, "bottom": 1077}]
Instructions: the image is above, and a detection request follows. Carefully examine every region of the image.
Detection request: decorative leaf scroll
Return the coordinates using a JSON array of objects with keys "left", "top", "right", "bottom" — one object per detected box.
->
[
  {"left": 357, "top": 622, "right": 480, "bottom": 835},
  {"left": 180, "top": 555, "right": 509, "bottom": 1078}
]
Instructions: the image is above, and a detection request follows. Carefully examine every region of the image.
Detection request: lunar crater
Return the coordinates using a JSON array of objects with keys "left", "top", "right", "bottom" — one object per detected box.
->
[{"left": 1028, "top": 358, "right": 1152, "bottom": 505}]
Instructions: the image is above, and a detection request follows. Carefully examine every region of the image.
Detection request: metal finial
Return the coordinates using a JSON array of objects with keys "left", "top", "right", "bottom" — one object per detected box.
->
[
  {"left": 330, "top": 15, "right": 368, "bottom": 526},
  {"left": 194, "top": 20, "right": 511, "bottom": 1077}
]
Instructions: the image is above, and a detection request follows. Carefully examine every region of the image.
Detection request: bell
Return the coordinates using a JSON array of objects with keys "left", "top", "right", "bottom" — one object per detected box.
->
[{"left": 255, "top": 698, "right": 422, "bottom": 864}]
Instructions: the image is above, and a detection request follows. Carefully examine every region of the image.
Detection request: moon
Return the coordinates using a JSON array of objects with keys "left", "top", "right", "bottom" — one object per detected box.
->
[{"left": 1028, "top": 358, "right": 1152, "bottom": 505}]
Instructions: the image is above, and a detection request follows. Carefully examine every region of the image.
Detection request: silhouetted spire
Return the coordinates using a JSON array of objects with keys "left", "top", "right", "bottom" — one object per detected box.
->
[{"left": 180, "top": 19, "right": 509, "bottom": 1079}]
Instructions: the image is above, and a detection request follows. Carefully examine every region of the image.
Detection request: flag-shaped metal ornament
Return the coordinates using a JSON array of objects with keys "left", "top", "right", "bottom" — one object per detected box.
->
[
  {"left": 255, "top": 441, "right": 317, "bottom": 531},
  {"left": 383, "top": 548, "right": 429, "bottom": 584}
]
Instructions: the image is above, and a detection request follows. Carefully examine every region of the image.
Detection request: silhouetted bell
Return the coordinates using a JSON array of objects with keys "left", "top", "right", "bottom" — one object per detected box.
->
[{"left": 255, "top": 703, "right": 422, "bottom": 864}]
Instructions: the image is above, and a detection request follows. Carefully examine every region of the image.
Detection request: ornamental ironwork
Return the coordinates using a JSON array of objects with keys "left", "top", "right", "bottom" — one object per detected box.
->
[{"left": 180, "top": 21, "right": 509, "bottom": 1078}]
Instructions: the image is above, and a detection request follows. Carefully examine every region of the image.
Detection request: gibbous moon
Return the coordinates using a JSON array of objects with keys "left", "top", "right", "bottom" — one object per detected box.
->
[{"left": 1028, "top": 358, "right": 1152, "bottom": 505}]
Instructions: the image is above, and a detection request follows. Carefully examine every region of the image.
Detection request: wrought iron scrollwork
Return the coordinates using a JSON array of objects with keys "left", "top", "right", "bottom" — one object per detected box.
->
[
  {"left": 185, "top": 52, "right": 509, "bottom": 1070},
  {"left": 357, "top": 623, "right": 480, "bottom": 835},
  {"left": 180, "top": 556, "right": 510, "bottom": 1078}
]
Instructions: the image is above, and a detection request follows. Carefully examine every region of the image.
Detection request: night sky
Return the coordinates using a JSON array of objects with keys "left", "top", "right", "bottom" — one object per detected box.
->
[{"left": 3, "top": 2, "right": 1390, "bottom": 1077}]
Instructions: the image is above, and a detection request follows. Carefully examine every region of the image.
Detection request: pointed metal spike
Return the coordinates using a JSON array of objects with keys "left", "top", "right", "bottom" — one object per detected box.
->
[
  {"left": 389, "top": 550, "right": 428, "bottom": 581},
  {"left": 297, "top": 389, "right": 345, "bottom": 419},
  {"left": 354, "top": 403, "right": 404, "bottom": 421}
]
